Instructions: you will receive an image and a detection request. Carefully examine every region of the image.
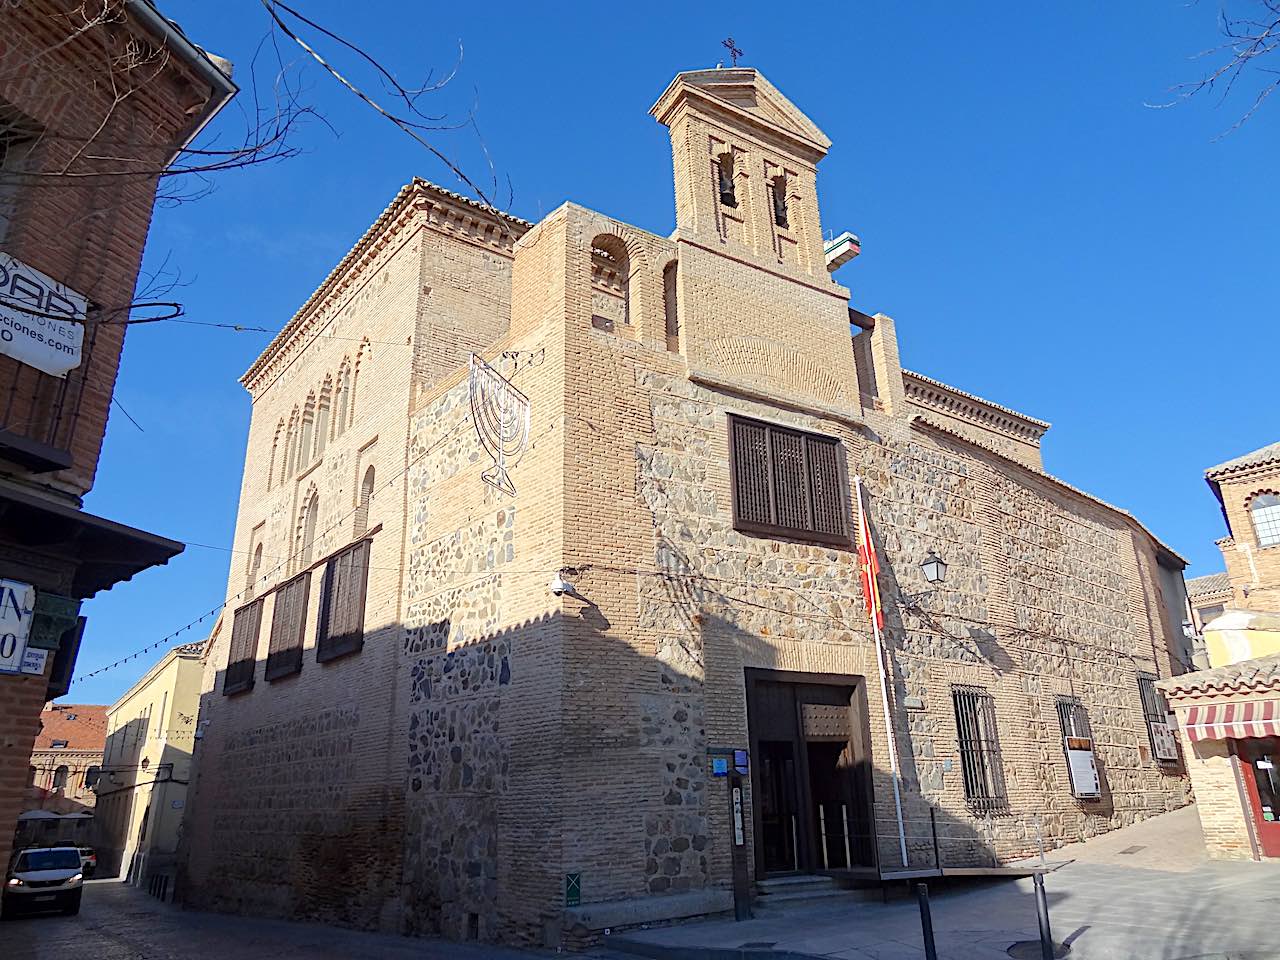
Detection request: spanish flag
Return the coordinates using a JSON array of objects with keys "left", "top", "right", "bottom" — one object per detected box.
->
[{"left": 855, "top": 478, "right": 884, "bottom": 631}]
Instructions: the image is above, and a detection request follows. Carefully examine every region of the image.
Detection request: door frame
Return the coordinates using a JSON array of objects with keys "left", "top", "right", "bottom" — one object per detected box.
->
[
  {"left": 744, "top": 668, "right": 879, "bottom": 878},
  {"left": 1237, "top": 737, "right": 1280, "bottom": 859}
]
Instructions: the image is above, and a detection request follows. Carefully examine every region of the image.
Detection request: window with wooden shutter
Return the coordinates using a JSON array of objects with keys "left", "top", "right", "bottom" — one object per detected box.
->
[
  {"left": 223, "top": 598, "right": 264, "bottom": 695},
  {"left": 265, "top": 573, "right": 310, "bottom": 681},
  {"left": 952, "top": 685, "right": 1008, "bottom": 812},
  {"left": 316, "top": 538, "right": 371, "bottom": 663},
  {"left": 728, "top": 415, "right": 849, "bottom": 545}
]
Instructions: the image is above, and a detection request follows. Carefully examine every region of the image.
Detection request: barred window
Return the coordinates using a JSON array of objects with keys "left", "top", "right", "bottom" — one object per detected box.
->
[
  {"left": 729, "top": 415, "right": 848, "bottom": 545},
  {"left": 265, "top": 574, "right": 310, "bottom": 682},
  {"left": 1137, "top": 672, "right": 1178, "bottom": 763},
  {"left": 223, "top": 598, "right": 264, "bottom": 695},
  {"left": 1056, "top": 696, "right": 1092, "bottom": 740},
  {"left": 316, "top": 539, "right": 371, "bottom": 663},
  {"left": 952, "top": 685, "right": 1008, "bottom": 812}
]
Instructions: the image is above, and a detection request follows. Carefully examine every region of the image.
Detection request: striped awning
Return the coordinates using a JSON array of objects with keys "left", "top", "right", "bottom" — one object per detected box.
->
[{"left": 1184, "top": 701, "right": 1280, "bottom": 742}]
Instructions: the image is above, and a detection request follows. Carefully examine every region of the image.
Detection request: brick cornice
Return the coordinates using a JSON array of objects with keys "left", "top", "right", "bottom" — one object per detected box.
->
[
  {"left": 241, "top": 180, "right": 530, "bottom": 395},
  {"left": 902, "top": 370, "right": 1049, "bottom": 444}
]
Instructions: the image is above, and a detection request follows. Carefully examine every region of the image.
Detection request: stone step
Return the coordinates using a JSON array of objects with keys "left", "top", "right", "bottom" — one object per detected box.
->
[{"left": 756, "top": 873, "right": 838, "bottom": 894}]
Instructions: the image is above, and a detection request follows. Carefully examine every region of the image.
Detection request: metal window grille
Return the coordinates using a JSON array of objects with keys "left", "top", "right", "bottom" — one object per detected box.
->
[
  {"left": 1136, "top": 672, "right": 1176, "bottom": 762},
  {"left": 729, "top": 415, "right": 849, "bottom": 545},
  {"left": 952, "top": 685, "right": 1008, "bottom": 812},
  {"left": 223, "top": 598, "right": 264, "bottom": 695},
  {"left": 1251, "top": 494, "right": 1280, "bottom": 548},
  {"left": 265, "top": 573, "right": 310, "bottom": 681},
  {"left": 1055, "top": 696, "right": 1092, "bottom": 740},
  {"left": 316, "top": 538, "right": 371, "bottom": 663}
]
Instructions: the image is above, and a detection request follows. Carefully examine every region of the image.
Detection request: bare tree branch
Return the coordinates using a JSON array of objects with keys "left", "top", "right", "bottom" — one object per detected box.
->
[{"left": 1151, "top": 0, "right": 1280, "bottom": 134}]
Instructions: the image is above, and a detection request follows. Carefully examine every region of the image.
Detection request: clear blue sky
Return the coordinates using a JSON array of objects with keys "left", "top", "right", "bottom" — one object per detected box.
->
[{"left": 68, "top": 1, "right": 1279, "bottom": 704}]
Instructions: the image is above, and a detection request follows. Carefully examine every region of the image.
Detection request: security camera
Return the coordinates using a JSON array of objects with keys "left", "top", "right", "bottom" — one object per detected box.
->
[{"left": 549, "top": 573, "right": 576, "bottom": 598}]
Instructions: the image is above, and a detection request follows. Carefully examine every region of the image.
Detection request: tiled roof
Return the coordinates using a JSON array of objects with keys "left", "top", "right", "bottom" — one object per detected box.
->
[
  {"left": 33, "top": 705, "right": 107, "bottom": 753},
  {"left": 1205, "top": 441, "right": 1280, "bottom": 480},
  {"left": 1186, "top": 572, "right": 1230, "bottom": 599},
  {"left": 1160, "top": 651, "right": 1280, "bottom": 697}
]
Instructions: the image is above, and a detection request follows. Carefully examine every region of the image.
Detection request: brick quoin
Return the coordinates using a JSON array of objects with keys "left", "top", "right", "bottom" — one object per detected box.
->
[{"left": 185, "top": 69, "right": 1192, "bottom": 947}]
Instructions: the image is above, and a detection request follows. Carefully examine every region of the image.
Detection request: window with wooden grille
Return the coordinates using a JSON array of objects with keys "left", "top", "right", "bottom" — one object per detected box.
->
[
  {"left": 952, "top": 685, "right": 1008, "bottom": 812},
  {"left": 729, "top": 415, "right": 849, "bottom": 544},
  {"left": 265, "top": 573, "right": 310, "bottom": 681},
  {"left": 316, "top": 538, "right": 371, "bottom": 663},
  {"left": 223, "top": 598, "right": 264, "bottom": 695}
]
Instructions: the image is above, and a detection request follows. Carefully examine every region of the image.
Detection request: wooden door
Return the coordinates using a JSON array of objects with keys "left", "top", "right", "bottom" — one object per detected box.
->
[{"left": 1239, "top": 737, "right": 1280, "bottom": 858}]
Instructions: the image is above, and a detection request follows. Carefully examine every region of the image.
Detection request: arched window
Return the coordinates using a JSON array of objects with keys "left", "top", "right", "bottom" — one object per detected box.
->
[
  {"left": 1252, "top": 493, "right": 1280, "bottom": 547},
  {"left": 301, "top": 491, "right": 319, "bottom": 566},
  {"left": 716, "top": 151, "right": 737, "bottom": 207},
  {"left": 770, "top": 174, "right": 789, "bottom": 228},
  {"left": 300, "top": 394, "right": 316, "bottom": 468},
  {"left": 249, "top": 543, "right": 263, "bottom": 593},
  {"left": 84, "top": 766, "right": 100, "bottom": 790},
  {"left": 268, "top": 420, "right": 283, "bottom": 491},
  {"left": 355, "top": 466, "right": 375, "bottom": 538},
  {"left": 334, "top": 363, "right": 350, "bottom": 438},
  {"left": 590, "top": 234, "right": 631, "bottom": 332},
  {"left": 315, "top": 386, "right": 331, "bottom": 460},
  {"left": 284, "top": 408, "right": 299, "bottom": 479},
  {"left": 663, "top": 260, "right": 679, "bottom": 353},
  {"left": 53, "top": 765, "right": 68, "bottom": 790},
  {"left": 351, "top": 341, "right": 369, "bottom": 427}
]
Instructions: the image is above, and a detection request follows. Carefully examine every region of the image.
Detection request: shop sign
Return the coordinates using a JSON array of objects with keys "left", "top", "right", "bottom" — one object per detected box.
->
[{"left": 0, "top": 252, "right": 86, "bottom": 378}]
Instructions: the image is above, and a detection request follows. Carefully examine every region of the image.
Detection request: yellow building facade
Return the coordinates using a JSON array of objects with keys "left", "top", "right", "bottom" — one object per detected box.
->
[{"left": 96, "top": 639, "right": 205, "bottom": 895}]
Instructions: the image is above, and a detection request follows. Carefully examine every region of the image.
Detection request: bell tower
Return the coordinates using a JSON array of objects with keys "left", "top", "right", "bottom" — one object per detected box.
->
[{"left": 650, "top": 68, "right": 862, "bottom": 418}]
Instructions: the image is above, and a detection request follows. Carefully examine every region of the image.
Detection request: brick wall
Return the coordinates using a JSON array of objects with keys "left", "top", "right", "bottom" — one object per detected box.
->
[{"left": 1215, "top": 467, "right": 1280, "bottom": 612}]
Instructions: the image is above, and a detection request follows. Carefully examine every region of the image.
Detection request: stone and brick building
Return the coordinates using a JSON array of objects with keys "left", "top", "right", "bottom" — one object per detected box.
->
[
  {"left": 0, "top": 1, "right": 234, "bottom": 872},
  {"left": 184, "top": 67, "right": 1192, "bottom": 945},
  {"left": 1159, "top": 440, "right": 1280, "bottom": 861},
  {"left": 18, "top": 703, "right": 106, "bottom": 850}
]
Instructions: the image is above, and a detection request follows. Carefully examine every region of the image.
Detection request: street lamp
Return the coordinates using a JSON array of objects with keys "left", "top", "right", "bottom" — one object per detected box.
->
[{"left": 920, "top": 549, "right": 948, "bottom": 586}]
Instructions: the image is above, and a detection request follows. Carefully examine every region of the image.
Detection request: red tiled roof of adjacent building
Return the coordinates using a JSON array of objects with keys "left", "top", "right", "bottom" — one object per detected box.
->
[{"left": 33, "top": 704, "right": 108, "bottom": 752}]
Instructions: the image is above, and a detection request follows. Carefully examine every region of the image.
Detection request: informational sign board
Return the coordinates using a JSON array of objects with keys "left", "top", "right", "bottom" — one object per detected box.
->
[
  {"left": 1150, "top": 721, "right": 1180, "bottom": 762},
  {"left": 0, "top": 252, "right": 86, "bottom": 378},
  {"left": 0, "top": 578, "right": 36, "bottom": 675},
  {"left": 1064, "top": 736, "right": 1101, "bottom": 798},
  {"left": 711, "top": 756, "right": 729, "bottom": 777},
  {"left": 20, "top": 646, "right": 47, "bottom": 676}
]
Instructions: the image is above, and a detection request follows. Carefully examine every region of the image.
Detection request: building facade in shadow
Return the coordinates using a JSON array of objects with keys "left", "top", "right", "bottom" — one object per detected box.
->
[{"left": 182, "top": 67, "right": 1192, "bottom": 946}]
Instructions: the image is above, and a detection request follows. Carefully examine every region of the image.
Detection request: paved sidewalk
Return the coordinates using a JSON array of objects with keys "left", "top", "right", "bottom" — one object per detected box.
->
[
  {"left": 607, "top": 806, "right": 1280, "bottom": 960},
  {"left": 1, "top": 877, "right": 538, "bottom": 960}
]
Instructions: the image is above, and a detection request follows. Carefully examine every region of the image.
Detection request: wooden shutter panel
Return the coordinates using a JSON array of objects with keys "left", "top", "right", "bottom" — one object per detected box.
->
[
  {"left": 770, "top": 428, "right": 811, "bottom": 531},
  {"left": 266, "top": 574, "right": 309, "bottom": 681},
  {"left": 806, "top": 436, "right": 845, "bottom": 536},
  {"left": 732, "top": 418, "right": 773, "bottom": 527},
  {"left": 317, "top": 539, "right": 370, "bottom": 663},
  {"left": 224, "top": 599, "right": 263, "bottom": 695}
]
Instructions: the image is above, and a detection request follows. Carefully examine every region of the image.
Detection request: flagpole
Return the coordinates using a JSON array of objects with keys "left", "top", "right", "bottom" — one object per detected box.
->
[{"left": 856, "top": 474, "right": 909, "bottom": 868}]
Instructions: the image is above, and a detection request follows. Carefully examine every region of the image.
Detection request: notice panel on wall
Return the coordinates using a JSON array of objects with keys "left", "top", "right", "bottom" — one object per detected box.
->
[
  {"left": 1150, "top": 721, "right": 1180, "bottom": 762},
  {"left": 0, "top": 252, "right": 86, "bottom": 378},
  {"left": 1064, "top": 736, "right": 1101, "bottom": 799}
]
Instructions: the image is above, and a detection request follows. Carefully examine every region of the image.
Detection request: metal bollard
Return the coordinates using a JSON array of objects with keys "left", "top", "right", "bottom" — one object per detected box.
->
[
  {"left": 1034, "top": 873, "right": 1054, "bottom": 960},
  {"left": 916, "top": 883, "right": 938, "bottom": 960}
]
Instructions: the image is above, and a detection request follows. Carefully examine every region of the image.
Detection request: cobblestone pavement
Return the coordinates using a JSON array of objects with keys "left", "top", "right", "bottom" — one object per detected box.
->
[
  {"left": 0, "top": 878, "right": 540, "bottom": 960},
  {"left": 609, "top": 806, "right": 1280, "bottom": 960}
]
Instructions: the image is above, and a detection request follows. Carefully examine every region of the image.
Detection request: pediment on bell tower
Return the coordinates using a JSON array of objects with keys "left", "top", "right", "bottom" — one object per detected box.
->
[{"left": 651, "top": 68, "right": 832, "bottom": 156}]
